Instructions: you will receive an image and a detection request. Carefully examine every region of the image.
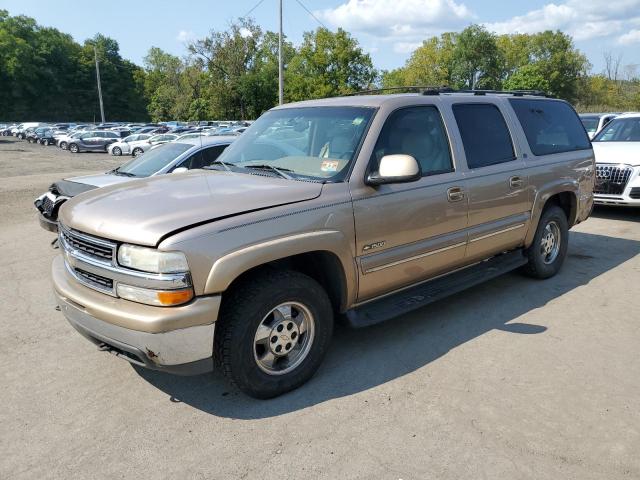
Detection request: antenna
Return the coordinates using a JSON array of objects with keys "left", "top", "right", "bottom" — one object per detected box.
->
[{"left": 278, "top": 0, "right": 283, "bottom": 105}]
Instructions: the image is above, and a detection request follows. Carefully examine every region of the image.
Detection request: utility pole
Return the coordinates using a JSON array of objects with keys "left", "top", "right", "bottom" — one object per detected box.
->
[
  {"left": 278, "top": 0, "right": 284, "bottom": 105},
  {"left": 94, "top": 46, "right": 105, "bottom": 123}
]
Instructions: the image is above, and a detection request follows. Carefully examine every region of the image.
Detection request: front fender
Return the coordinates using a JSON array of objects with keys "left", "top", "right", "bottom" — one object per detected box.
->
[{"left": 203, "top": 230, "right": 357, "bottom": 306}]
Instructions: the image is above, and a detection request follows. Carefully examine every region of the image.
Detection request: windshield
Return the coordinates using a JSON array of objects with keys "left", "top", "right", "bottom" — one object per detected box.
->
[
  {"left": 217, "top": 106, "right": 375, "bottom": 181},
  {"left": 593, "top": 117, "right": 640, "bottom": 142},
  {"left": 116, "top": 142, "right": 193, "bottom": 176},
  {"left": 580, "top": 116, "right": 599, "bottom": 134}
]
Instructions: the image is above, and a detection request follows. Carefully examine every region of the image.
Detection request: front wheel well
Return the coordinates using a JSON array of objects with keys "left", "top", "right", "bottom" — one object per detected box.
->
[{"left": 222, "top": 251, "right": 348, "bottom": 314}]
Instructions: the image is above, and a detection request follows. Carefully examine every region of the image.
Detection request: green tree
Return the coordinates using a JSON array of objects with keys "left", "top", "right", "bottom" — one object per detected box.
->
[
  {"left": 498, "top": 31, "right": 589, "bottom": 101},
  {"left": 285, "top": 27, "right": 377, "bottom": 101},
  {"left": 188, "top": 19, "right": 263, "bottom": 119},
  {"left": 450, "top": 25, "right": 503, "bottom": 89},
  {"left": 383, "top": 32, "right": 455, "bottom": 88},
  {"left": 143, "top": 47, "right": 183, "bottom": 121},
  {"left": 0, "top": 11, "right": 148, "bottom": 121}
]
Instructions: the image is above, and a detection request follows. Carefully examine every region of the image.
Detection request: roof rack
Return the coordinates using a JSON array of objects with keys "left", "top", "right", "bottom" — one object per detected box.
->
[
  {"left": 350, "top": 86, "right": 550, "bottom": 97},
  {"left": 347, "top": 86, "right": 446, "bottom": 96}
]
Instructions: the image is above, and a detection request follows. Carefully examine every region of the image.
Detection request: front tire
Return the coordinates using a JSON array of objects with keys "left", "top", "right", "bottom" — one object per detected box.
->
[
  {"left": 69, "top": 143, "right": 79, "bottom": 153},
  {"left": 112, "top": 146, "right": 122, "bottom": 156},
  {"left": 60, "top": 141, "right": 68, "bottom": 150},
  {"left": 132, "top": 147, "right": 144, "bottom": 156},
  {"left": 215, "top": 270, "right": 334, "bottom": 399},
  {"left": 523, "top": 205, "right": 568, "bottom": 279}
]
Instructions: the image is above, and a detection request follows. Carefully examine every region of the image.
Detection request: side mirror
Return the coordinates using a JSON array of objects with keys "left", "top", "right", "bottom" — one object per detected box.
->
[
  {"left": 366, "top": 154, "right": 421, "bottom": 186},
  {"left": 172, "top": 167, "right": 188, "bottom": 174}
]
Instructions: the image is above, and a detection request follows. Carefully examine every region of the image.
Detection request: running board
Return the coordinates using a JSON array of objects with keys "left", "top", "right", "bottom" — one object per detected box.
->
[{"left": 345, "top": 249, "right": 528, "bottom": 328}]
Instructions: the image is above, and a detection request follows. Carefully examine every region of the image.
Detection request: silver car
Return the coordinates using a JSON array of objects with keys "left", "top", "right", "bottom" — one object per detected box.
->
[{"left": 35, "top": 136, "right": 235, "bottom": 231}]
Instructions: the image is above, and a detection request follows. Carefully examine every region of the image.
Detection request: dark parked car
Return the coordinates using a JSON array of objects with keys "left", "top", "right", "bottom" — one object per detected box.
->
[
  {"left": 67, "top": 130, "right": 120, "bottom": 153},
  {"left": 27, "top": 127, "right": 56, "bottom": 145}
]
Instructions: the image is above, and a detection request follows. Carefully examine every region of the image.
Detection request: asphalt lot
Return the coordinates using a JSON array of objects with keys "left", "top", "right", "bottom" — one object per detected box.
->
[{"left": 0, "top": 136, "right": 639, "bottom": 479}]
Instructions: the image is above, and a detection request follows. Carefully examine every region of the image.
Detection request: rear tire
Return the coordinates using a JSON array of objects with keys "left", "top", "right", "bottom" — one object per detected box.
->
[
  {"left": 214, "top": 270, "right": 334, "bottom": 399},
  {"left": 523, "top": 205, "right": 568, "bottom": 279},
  {"left": 60, "top": 141, "right": 68, "bottom": 150}
]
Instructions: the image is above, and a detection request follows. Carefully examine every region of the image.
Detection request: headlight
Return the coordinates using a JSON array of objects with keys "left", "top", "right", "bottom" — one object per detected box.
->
[{"left": 117, "top": 244, "right": 189, "bottom": 273}]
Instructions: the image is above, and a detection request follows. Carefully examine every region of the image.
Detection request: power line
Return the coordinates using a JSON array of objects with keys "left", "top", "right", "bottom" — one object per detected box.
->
[
  {"left": 294, "top": 0, "right": 327, "bottom": 29},
  {"left": 242, "top": 0, "right": 267, "bottom": 18}
]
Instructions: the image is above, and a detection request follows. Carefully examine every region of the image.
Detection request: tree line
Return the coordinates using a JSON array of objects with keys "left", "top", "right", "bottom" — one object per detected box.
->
[{"left": 2, "top": 10, "right": 639, "bottom": 122}]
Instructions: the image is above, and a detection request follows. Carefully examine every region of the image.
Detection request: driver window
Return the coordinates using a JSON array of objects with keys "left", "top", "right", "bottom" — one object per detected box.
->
[
  {"left": 200, "top": 145, "right": 228, "bottom": 167},
  {"left": 372, "top": 106, "right": 453, "bottom": 176},
  {"left": 178, "top": 151, "right": 202, "bottom": 170}
]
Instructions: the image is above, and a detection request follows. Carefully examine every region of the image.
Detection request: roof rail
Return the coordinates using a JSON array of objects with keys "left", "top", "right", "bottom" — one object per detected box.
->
[
  {"left": 349, "top": 86, "right": 550, "bottom": 97},
  {"left": 347, "top": 86, "right": 447, "bottom": 96},
  {"left": 447, "top": 88, "right": 549, "bottom": 97}
]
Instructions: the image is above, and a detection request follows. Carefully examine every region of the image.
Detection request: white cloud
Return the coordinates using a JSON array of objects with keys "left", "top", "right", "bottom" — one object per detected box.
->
[
  {"left": 393, "top": 42, "right": 423, "bottom": 54},
  {"left": 239, "top": 27, "right": 252, "bottom": 38},
  {"left": 485, "top": 0, "right": 640, "bottom": 41},
  {"left": 176, "top": 30, "right": 195, "bottom": 43},
  {"left": 317, "top": 0, "right": 474, "bottom": 39},
  {"left": 618, "top": 29, "right": 640, "bottom": 44}
]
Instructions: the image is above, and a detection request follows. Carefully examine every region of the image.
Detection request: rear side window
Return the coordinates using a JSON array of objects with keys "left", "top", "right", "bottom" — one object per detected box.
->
[
  {"left": 509, "top": 99, "right": 590, "bottom": 156},
  {"left": 452, "top": 103, "right": 515, "bottom": 169}
]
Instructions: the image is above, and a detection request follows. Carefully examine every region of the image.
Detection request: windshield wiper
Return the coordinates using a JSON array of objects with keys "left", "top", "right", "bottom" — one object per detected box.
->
[
  {"left": 243, "top": 164, "right": 294, "bottom": 180},
  {"left": 109, "top": 167, "right": 137, "bottom": 177},
  {"left": 204, "top": 160, "right": 232, "bottom": 172}
]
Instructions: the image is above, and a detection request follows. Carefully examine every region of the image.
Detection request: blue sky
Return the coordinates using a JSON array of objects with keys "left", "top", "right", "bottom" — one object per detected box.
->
[{"left": 4, "top": 0, "right": 640, "bottom": 75}]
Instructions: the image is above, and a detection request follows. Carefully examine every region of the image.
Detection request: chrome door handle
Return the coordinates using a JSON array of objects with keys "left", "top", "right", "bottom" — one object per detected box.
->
[
  {"left": 447, "top": 186, "right": 465, "bottom": 202},
  {"left": 509, "top": 176, "right": 524, "bottom": 188}
]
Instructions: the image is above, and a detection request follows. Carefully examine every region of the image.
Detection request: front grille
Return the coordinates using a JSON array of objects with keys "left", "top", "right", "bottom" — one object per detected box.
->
[
  {"left": 594, "top": 165, "right": 633, "bottom": 195},
  {"left": 60, "top": 228, "right": 114, "bottom": 262},
  {"left": 74, "top": 268, "right": 114, "bottom": 291},
  {"left": 42, "top": 195, "right": 55, "bottom": 217},
  {"left": 630, "top": 187, "right": 640, "bottom": 199}
]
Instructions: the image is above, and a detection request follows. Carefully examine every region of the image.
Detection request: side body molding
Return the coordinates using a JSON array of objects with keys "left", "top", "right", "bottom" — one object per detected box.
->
[{"left": 204, "top": 230, "right": 357, "bottom": 306}]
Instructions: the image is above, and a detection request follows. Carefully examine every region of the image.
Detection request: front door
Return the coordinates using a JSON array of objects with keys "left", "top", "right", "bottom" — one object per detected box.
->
[{"left": 352, "top": 105, "right": 469, "bottom": 301}]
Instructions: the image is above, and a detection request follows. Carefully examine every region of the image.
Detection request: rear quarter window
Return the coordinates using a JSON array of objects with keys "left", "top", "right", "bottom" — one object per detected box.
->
[
  {"left": 509, "top": 99, "right": 591, "bottom": 156},
  {"left": 452, "top": 103, "right": 515, "bottom": 169}
]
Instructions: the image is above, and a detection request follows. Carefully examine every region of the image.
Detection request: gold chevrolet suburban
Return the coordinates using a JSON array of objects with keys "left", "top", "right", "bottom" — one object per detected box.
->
[{"left": 52, "top": 90, "right": 595, "bottom": 398}]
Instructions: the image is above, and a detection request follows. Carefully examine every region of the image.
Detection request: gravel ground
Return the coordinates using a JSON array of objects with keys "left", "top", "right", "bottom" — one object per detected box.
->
[{"left": 0, "top": 136, "right": 639, "bottom": 479}]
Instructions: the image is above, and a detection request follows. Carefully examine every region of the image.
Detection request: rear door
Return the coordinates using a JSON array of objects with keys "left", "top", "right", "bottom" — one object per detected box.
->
[
  {"left": 451, "top": 101, "right": 530, "bottom": 262},
  {"left": 352, "top": 105, "right": 469, "bottom": 301}
]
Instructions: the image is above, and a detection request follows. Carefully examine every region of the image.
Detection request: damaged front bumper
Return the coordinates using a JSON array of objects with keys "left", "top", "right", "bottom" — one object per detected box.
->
[{"left": 52, "top": 255, "right": 220, "bottom": 375}]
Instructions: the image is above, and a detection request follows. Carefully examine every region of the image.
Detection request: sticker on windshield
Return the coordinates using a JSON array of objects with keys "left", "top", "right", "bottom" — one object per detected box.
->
[
  {"left": 352, "top": 117, "right": 364, "bottom": 125},
  {"left": 321, "top": 160, "right": 339, "bottom": 172}
]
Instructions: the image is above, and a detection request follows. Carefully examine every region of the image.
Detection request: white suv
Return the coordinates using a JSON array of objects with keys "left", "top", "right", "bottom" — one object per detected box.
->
[{"left": 591, "top": 113, "right": 640, "bottom": 206}]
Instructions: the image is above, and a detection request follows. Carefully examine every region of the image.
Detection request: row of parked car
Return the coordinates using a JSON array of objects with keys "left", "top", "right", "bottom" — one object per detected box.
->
[
  {"left": 577, "top": 112, "right": 640, "bottom": 206},
  {"left": 1, "top": 121, "right": 250, "bottom": 156}
]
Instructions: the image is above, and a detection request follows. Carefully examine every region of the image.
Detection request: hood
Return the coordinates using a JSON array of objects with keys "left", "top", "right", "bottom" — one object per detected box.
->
[
  {"left": 63, "top": 172, "right": 138, "bottom": 189},
  {"left": 59, "top": 170, "right": 323, "bottom": 246},
  {"left": 592, "top": 142, "right": 640, "bottom": 166}
]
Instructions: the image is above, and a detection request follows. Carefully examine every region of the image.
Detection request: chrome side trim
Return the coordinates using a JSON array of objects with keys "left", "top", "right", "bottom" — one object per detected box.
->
[
  {"left": 469, "top": 224, "right": 525, "bottom": 243},
  {"left": 354, "top": 260, "right": 483, "bottom": 307},
  {"left": 364, "top": 242, "right": 467, "bottom": 274}
]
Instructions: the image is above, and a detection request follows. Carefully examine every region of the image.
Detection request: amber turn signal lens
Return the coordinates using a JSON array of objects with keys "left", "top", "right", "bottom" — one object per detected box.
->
[{"left": 156, "top": 288, "right": 194, "bottom": 306}]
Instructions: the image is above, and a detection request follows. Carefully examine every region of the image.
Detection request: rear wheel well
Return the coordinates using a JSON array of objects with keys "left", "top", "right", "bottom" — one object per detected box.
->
[
  {"left": 222, "top": 251, "right": 348, "bottom": 314},
  {"left": 544, "top": 192, "right": 576, "bottom": 226}
]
